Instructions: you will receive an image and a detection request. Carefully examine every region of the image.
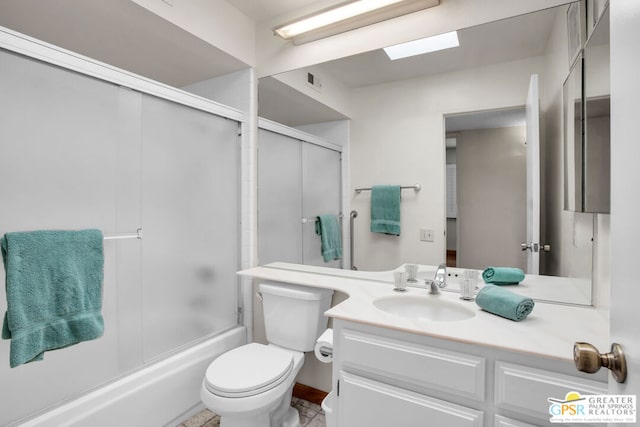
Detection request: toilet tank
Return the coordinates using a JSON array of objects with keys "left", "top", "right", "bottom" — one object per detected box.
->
[{"left": 259, "top": 282, "right": 333, "bottom": 352}]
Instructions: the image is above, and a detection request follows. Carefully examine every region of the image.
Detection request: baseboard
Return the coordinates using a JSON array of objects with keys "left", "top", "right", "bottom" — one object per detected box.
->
[{"left": 293, "top": 383, "right": 328, "bottom": 406}]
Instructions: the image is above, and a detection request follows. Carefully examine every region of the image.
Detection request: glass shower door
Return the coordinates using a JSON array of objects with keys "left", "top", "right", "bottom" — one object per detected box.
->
[{"left": 141, "top": 95, "right": 240, "bottom": 360}]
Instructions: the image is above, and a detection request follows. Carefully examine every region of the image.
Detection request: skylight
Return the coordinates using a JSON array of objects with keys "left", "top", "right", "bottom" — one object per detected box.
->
[{"left": 383, "top": 31, "right": 459, "bottom": 60}]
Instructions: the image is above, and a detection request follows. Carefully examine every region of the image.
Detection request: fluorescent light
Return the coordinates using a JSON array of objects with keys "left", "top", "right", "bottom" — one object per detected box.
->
[
  {"left": 275, "top": 0, "right": 407, "bottom": 39},
  {"left": 273, "top": 0, "right": 440, "bottom": 44},
  {"left": 383, "top": 31, "right": 459, "bottom": 60}
]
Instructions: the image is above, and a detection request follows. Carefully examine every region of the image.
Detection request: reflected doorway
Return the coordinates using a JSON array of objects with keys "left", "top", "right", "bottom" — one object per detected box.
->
[{"left": 444, "top": 107, "right": 527, "bottom": 270}]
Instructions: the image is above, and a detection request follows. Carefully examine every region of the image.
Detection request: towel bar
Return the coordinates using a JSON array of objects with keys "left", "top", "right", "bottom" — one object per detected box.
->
[
  {"left": 301, "top": 214, "right": 343, "bottom": 224},
  {"left": 354, "top": 183, "right": 421, "bottom": 193},
  {"left": 103, "top": 228, "right": 142, "bottom": 240}
]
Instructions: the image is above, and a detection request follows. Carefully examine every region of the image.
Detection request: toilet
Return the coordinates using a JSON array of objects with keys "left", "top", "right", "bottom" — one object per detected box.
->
[{"left": 201, "top": 281, "right": 333, "bottom": 427}]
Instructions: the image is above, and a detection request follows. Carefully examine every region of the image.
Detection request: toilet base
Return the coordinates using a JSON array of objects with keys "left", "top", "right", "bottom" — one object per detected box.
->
[{"left": 282, "top": 407, "right": 301, "bottom": 427}]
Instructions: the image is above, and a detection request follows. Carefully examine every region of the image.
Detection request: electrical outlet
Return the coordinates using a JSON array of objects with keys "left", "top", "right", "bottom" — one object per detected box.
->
[{"left": 420, "top": 229, "right": 435, "bottom": 242}]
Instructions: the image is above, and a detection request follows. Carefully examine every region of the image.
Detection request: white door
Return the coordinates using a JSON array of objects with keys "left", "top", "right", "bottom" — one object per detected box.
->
[
  {"left": 525, "top": 74, "right": 541, "bottom": 274},
  {"left": 608, "top": 0, "right": 639, "bottom": 402}
]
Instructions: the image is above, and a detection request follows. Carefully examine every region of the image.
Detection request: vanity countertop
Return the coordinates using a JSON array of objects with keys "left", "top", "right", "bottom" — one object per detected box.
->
[{"left": 238, "top": 264, "right": 609, "bottom": 363}]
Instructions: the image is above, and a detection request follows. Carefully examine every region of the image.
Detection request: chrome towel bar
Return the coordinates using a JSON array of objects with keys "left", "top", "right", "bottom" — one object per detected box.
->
[{"left": 354, "top": 183, "right": 421, "bottom": 193}]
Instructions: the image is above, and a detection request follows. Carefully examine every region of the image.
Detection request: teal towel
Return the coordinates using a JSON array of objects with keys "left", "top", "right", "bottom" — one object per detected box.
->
[
  {"left": 475, "top": 284, "right": 534, "bottom": 321},
  {"left": 482, "top": 267, "right": 525, "bottom": 285},
  {"left": 1, "top": 229, "right": 104, "bottom": 368},
  {"left": 315, "top": 215, "right": 343, "bottom": 263},
  {"left": 370, "top": 185, "right": 401, "bottom": 236}
]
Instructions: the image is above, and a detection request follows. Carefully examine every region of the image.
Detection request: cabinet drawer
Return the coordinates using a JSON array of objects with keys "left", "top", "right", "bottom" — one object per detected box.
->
[
  {"left": 340, "top": 329, "right": 485, "bottom": 400},
  {"left": 338, "top": 371, "right": 483, "bottom": 427},
  {"left": 495, "top": 361, "right": 607, "bottom": 420},
  {"left": 494, "top": 414, "right": 538, "bottom": 427}
]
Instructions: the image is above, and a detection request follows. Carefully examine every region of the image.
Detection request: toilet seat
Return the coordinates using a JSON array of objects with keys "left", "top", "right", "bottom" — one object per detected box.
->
[{"left": 204, "top": 343, "right": 294, "bottom": 398}]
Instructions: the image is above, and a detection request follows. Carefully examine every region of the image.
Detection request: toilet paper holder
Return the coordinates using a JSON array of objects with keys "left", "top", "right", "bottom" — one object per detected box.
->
[{"left": 317, "top": 346, "right": 333, "bottom": 357}]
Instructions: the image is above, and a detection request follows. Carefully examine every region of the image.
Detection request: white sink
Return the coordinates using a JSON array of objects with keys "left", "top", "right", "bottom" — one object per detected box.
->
[{"left": 373, "top": 294, "right": 476, "bottom": 322}]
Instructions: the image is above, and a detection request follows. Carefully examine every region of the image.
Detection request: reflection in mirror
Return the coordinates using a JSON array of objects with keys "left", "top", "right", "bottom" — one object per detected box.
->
[
  {"left": 445, "top": 108, "right": 526, "bottom": 272},
  {"left": 583, "top": 6, "right": 610, "bottom": 213},
  {"left": 564, "top": 55, "right": 584, "bottom": 212},
  {"left": 258, "top": 4, "right": 608, "bottom": 306}
]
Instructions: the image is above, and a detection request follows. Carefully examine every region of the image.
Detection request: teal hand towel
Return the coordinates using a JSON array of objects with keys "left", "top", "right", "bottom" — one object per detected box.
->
[
  {"left": 482, "top": 267, "right": 525, "bottom": 285},
  {"left": 370, "top": 185, "right": 401, "bottom": 236},
  {"left": 315, "top": 215, "right": 343, "bottom": 263},
  {"left": 475, "top": 284, "right": 534, "bottom": 321},
  {"left": 1, "top": 229, "right": 104, "bottom": 368}
]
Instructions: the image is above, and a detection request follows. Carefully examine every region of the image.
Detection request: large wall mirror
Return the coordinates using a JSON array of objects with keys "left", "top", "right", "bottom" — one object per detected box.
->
[{"left": 258, "top": 2, "right": 610, "bottom": 307}]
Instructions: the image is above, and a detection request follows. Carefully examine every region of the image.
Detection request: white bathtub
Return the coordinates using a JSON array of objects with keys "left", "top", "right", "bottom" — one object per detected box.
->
[{"left": 14, "top": 326, "right": 245, "bottom": 427}]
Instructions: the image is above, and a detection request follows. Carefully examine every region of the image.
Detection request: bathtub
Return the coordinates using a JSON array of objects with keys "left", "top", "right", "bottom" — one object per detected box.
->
[{"left": 13, "top": 326, "right": 245, "bottom": 427}]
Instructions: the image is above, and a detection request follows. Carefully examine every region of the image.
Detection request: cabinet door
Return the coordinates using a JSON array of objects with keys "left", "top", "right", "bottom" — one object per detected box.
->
[
  {"left": 495, "top": 361, "right": 606, "bottom": 421},
  {"left": 257, "top": 129, "right": 303, "bottom": 264},
  {"left": 302, "top": 143, "right": 342, "bottom": 267},
  {"left": 338, "top": 372, "right": 483, "bottom": 427},
  {"left": 494, "top": 415, "right": 538, "bottom": 427}
]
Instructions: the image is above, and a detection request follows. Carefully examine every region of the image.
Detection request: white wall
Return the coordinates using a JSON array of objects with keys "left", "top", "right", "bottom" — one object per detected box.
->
[
  {"left": 182, "top": 68, "right": 253, "bottom": 112},
  {"left": 273, "top": 66, "right": 353, "bottom": 118},
  {"left": 131, "top": 0, "right": 256, "bottom": 66},
  {"left": 349, "top": 55, "right": 545, "bottom": 271}
]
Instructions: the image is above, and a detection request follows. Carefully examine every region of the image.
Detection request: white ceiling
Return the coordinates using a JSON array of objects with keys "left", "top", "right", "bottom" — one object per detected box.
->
[
  {"left": 226, "top": 0, "right": 321, "bottom": 22},
  {"left": 317, "top": 6, "right": 559, "bottom": 88}
]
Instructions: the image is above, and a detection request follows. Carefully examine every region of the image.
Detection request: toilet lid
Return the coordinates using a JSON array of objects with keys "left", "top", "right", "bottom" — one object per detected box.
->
[{"left": 205, "top": 343, "right": 294, "bottom": 398}]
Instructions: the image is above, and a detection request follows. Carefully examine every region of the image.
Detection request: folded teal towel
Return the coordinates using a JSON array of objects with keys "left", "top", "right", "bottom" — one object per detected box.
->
[
  {"left": 1, "top": 229, "right": 104, "bottom": 368},
  {"left": 475, "top": 284, "right": 534, "bottom": 321},
  {"left": 482, "top": 267, "right": 525, "bottom": 285},
  {"left": 370, "top": 185, "right": 401, "bottom": 236},
  {"left": 315, "top": 215, "right": 343, "bottom": 263}
]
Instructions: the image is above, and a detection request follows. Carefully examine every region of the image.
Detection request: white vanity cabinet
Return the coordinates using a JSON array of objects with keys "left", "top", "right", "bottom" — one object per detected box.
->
[{"left": 331, "top": 320, "right": 607, "bottom": 427}]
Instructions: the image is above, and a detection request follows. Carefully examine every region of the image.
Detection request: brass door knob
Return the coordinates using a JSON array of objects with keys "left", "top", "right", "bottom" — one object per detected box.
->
[{"left": 574, "top": 342, "right": 627, "bottom": 383}]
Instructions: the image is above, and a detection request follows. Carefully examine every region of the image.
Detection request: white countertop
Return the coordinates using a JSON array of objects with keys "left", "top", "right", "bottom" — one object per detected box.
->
[{"left": 238, "top": 263, "right": 609, "bottom": 363}]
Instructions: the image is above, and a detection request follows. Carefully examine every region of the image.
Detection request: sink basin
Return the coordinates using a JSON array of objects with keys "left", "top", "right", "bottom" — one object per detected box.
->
[{"left": 373, "top": 294, "right": 476, "bottom": 322}]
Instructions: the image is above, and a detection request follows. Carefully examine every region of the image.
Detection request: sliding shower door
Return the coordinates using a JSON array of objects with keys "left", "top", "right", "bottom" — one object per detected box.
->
[
  {"left": 0, "top": 44, "right": 241, "bottom": 424},
  {"left": 258, "top": 126, "right": 342, "bottom": 267},
  {"left": 302, "top": 143, "right": 342, "bottom": 267},
  {"left": 0, "top": 48, "right": 125, "bottom": 425},
  {"left": 257, "top": 128, "right": 303, "bottom": 265},
  {"left": 141, "top": 95, "right": 240, "bottom": 360}
]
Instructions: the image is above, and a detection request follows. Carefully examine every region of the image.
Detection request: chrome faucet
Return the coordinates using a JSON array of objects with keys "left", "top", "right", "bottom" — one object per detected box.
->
[{"left": 425, "top": 263, "right": 447, "bottom": 294}]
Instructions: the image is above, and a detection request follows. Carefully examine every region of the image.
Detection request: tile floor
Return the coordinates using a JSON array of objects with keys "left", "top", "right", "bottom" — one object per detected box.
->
[{"left": 177, "top": 397, "right": 325, "bottom": 427}]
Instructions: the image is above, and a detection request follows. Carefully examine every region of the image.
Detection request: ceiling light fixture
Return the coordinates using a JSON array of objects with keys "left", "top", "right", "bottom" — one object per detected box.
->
[
  {"left": 383, "top": 30, "right": 459, "bottom": 60},
  {"left": 274, "top": 0, "right": 440, "bottom": 45}
]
